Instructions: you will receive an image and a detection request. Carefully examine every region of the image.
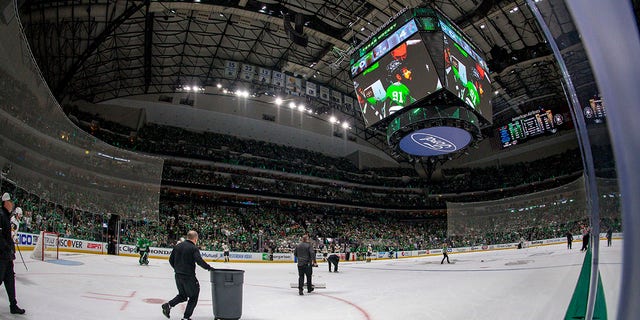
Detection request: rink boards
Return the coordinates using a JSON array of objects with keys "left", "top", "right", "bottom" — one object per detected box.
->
[{"left": 14, "top": 231, "right": 622, "bottom": 263}]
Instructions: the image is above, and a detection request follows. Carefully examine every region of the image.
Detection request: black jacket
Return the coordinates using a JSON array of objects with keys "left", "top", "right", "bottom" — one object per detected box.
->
[
  {"left": 169, "top": 240, "right": 212, "bottom": 276},
  {"left": 0, "top": 207, "right": 15, "bottom": 261}
]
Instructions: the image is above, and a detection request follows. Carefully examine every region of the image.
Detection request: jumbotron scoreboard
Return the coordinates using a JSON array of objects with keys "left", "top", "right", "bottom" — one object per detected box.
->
[
  {"left": 498, "top": 109, "right": 565, "bottom": 148},
  {"left": 350, "top": 6, "right": 492, "bottom": 159}
]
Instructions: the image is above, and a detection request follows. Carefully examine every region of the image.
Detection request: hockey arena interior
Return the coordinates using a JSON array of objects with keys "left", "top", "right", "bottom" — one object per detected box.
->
[{"left": 0, "top": 1, "right": 639, "bottom": 319}]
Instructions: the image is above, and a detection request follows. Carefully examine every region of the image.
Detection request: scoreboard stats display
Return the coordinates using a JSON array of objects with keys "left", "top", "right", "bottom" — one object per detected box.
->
[
  {"left": 584, "top": 97, "right": 606, "bottom": 124},
  {"left": 498, "top": 109, "right": 564, "bottom": 148},
  {"left": 350, "top": 7, "right": 492, "bottom": 128}
]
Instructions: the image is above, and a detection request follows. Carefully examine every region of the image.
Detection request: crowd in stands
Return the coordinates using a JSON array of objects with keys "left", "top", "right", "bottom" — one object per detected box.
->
[
  {"left": 87, "top": 119, "right": 602, "bottom": 193},
  {"left": 10, "top": 185, "right": 107, "bottom": 242},
  {"left": 3, "top": 177, "right": 623, "bottom": 257},
  {"left": 162, "top": 160, "right": 430, "bottom": 209},
  {"left": 0, "top": 108, "right": 624, "bottom": 256},
  {"left": 66, "top": 111, "right": 619, "bottom": 208}
]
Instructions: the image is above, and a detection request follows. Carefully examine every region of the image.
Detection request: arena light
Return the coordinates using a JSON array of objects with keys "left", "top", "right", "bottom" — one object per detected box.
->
[
  {"left": 329, "top": 116, "right": 337, "bottom": 123},
  {"left": 275, "top": 97, "right": 283, "bottom": 105},
  {"left": 236, "top": 90, "right": 250, "bottom": 98},
  {"left": 289, "top": 102, "right": 296, "bottom": 109},
  {"left": 297, "top": 104, "right": 305, "bottom": 112},
  {"left": 216, "top": 83, "right": 222, "bottom": 88},
  {"left": 341, "top": 122, "right": 349, "bottom": 129},
  {"left": 177, "top": 85, "right": 205, "bottom": 92}
]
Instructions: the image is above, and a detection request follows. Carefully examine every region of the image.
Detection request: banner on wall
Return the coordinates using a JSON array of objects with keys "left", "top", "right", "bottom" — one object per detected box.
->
[
  {"left": 319, "top": 86, "right": 330, "bottom": 101},
  {"left": 306, "top": 81, "right": 317, "bottom": 97},
  {"left": 258, "top": 67, "right": 271, "bottom": 84},
  {"left": 240, "top": 64, "right": 255, "bottom": 81},
  {"left": 224, "top": 60, "right": 238, "bottom": 78},
  {"left": 272, "top": 71, "right": 285, "bottom": 87},
  {"left": 331, "top": 90, "right": 343, "bottom": 104},
  {"left": 286, "top": 75, "right": 303, "bottom": 95},
  {"left": 344, "top": 95, "right": 354, "bottom": 110}
]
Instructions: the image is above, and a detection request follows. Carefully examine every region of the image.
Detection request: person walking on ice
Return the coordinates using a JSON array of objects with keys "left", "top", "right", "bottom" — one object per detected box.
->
[
  {"left": 441, "top": 242, "right": 451, "bottom": 264},
  {"left": 162, "top": 230, "right": 214, "bottom": 320}
]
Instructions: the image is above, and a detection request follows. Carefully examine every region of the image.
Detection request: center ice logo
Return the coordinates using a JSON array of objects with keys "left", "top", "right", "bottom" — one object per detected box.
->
[{"left": 411, "top": 133, "right": 457, "bottom": 152}]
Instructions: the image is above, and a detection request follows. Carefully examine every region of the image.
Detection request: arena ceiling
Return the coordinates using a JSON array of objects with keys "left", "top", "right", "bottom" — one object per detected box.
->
[{"left": 18, "top": 0, "right": 594, "bottom": 148}]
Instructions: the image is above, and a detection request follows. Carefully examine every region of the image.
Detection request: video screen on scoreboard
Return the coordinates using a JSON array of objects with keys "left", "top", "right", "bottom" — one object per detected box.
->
[
  {"left": 443, "top": 33, "right": 491, "bottom": 118},
  {"left": 352, "top": 24, "right": 441, "bottom": 127}
]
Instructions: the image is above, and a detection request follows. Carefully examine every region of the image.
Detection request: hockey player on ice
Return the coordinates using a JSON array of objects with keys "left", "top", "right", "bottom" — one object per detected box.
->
[
  {"left": 10, "top": 207, "right": 22, "bottom": 243},
  {"left": 136, "top": 234, "right": 151, "bottom": 265}
]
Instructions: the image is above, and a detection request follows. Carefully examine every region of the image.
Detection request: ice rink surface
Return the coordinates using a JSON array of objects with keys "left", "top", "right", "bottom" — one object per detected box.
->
[{"left": 0, "top": 242, "right": 621, "bottom": 320}]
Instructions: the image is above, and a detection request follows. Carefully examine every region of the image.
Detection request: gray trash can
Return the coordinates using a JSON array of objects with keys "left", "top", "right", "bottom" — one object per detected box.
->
[{"left": 210, "top": 269, "right": 245, "bottom": 320}]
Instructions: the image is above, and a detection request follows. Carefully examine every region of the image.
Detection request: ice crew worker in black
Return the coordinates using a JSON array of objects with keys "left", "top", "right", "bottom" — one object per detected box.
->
[
  {"left": 294, "top": 234, "right": 317, "bottom": 295},
  {"left": 0, "top": 193, "right": 25, "bottom": 315},
  {"left": 327, "top": 254, "right": 340, "bottom": 272},
  {"left": 162, "top": 230, "right": 213, "bottom": 320}
]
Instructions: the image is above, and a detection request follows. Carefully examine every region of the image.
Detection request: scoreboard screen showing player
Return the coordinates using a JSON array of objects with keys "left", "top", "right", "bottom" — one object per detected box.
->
[
  {"left": 352, "top": 20, "right": 441, "bottom": 127},
  {"left": 441, "top": 17, "right": 491, "bottom": 118},
  {"left": 498, "top": 109, "right": 563, "bottom": 148}
]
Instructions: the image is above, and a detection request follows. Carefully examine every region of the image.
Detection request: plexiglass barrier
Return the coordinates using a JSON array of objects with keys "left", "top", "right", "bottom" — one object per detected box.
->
[{"left": 0, "top": 2, "right": 163, "bottom": 221}]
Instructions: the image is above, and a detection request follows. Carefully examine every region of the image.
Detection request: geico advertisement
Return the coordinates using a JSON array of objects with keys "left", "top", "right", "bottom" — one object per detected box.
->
[{"left": 16, "top": 233, "right": 38, "bottom": 246}]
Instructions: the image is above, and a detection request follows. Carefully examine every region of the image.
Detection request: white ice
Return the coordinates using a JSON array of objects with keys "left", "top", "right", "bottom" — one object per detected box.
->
[{"left": 1, "top": 242, "right": 621, "bottom": 320}]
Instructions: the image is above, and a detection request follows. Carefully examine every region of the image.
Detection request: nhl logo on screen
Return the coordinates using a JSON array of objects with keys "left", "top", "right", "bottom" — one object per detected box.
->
[{"left": 410, "top": 133, "right": 457, "bottom": 152}]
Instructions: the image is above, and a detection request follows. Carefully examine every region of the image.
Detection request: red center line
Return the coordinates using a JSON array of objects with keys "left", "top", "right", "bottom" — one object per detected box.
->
[{"left": 312, "top": 292, "right": 372, "bottom": 320}]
